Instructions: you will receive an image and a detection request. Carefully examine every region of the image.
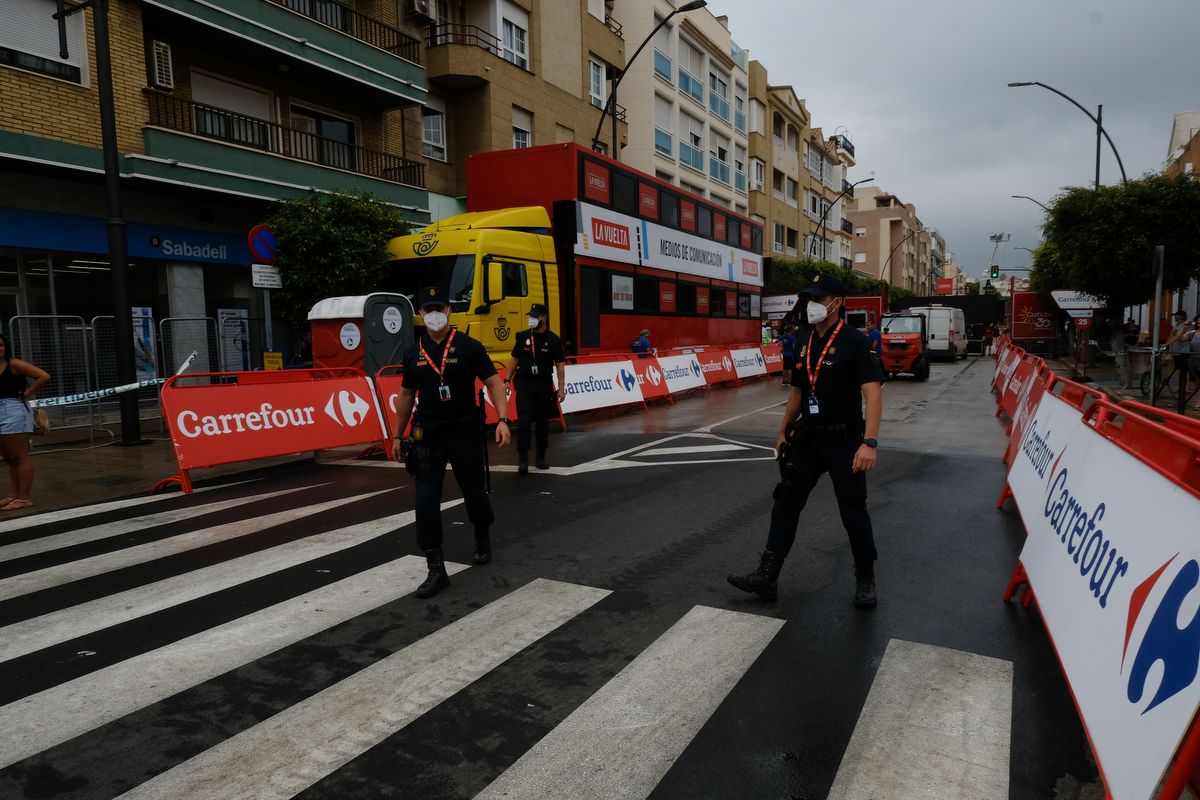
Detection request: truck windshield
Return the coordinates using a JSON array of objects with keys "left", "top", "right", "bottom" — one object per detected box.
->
[
  {"left": 882, "top": 317, "right": 923, "bottom": 334},
  {"left": 387, "top": 254, "right": 476, "bottom": 312}
]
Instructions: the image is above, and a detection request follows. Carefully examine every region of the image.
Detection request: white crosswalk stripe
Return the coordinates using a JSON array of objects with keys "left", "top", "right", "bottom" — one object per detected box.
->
[{"left": 0, "top": 488, "right": 391, "bottom": 602}]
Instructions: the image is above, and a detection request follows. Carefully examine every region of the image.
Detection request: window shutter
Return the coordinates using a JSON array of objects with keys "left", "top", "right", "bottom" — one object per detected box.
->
[{"left": 151, "top": 40, "right": 174, "bottom": 90}]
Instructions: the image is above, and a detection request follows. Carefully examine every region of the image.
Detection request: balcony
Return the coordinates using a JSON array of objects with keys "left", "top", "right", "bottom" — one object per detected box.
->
[
  {"left": 680, "top": 143, "right": 704, "bottom": 172},
  {"left": 734, "top": 108, "right": 746, "bottom": 133},
  {"left": 654, "top": 128, "right": 673, "bottom": 156},
  {"left": 654, "top": 49, "right": 672, "bottom": 83},
  {"left": 841, "top": 257, "right": 853, "bottom": 270},
  {"left": 841, "top": 218, "right": 854, "bottom": 234},
  {"left": 833, "top": 133, "right": 855, "bottom": 157},
  {"left": 709, "top": 93, "right": 730, "bottom": 123},
  {"left": 136, "top": 89, "right": 427, "bottom": 210},
  {"left": 679, "top": 68, "right": 704, "bottom": 104},
  {"left": 140, "top": 0, "right": 424, "bottom": 105},
  {"left": 709, "top": 157, "right": 730, "bottom": 184},
  {"left": 425, "top": 23, "right": 533, "bottom": 85}
]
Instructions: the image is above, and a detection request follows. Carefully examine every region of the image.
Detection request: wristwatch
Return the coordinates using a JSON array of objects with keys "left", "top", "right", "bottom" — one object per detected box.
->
[
  {"left": 863, "top": 437, "right": 878, "bottom": 448},
  {"left": 498, "top": 418, "right": 513, "bottom": 425}
]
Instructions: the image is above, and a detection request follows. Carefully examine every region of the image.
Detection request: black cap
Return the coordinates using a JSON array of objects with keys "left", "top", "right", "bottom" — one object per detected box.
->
[
  {"left": 418, "top": 286, "right": 449, "bottom": 309},
  {"left": 800, "top": 274, "right": 848, "bottom": 298},
  {"left": 1173, "top": 309, "right": 1187, "bottom": 319},
  {"left": 530, "top": 303, "right": 549, "bottom": 317}
]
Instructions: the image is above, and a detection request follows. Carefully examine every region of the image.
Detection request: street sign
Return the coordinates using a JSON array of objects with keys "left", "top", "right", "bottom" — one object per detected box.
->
[
  {"left": 1050, "top": 290, "right": 1105, "bottom": 311},
  {"left": 1065, "top": 309, "right": 1094, "bottom": 319},
  {"left": 1073, "top": 316, "right": 1093, "bottom": 330},
  {"left": 251, "top": 264, "right": 282, "bottom": 289},
  {"left": 262, "top": 351, "right": 283, "bottom": 371},
  {"left": 247, "top": 224, "right": 277, "bottom": 264}
]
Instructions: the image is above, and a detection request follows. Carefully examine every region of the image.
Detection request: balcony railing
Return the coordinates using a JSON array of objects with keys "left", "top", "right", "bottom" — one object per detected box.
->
[
  {"left": 842, "top": 178, "right": 856, "bottom": 197},
  {"left": 145, "top": 89, "right": 424, "bottom": 187},
  {"left": 426, "top": 22, "right": 502, "bottom": 55},
  {"left": 841, "top": 217, "right": 853, "bottom": 234},
  {"left": 604, "top": 14, "right": 622, "bottom": 36},
  {"left": 269, "top": 0, "right": 421, "bottom": 63},
  {"left": 654, "top": 128, "right": 673, "bottom": 156},
  {"left": 833, "top": 133, "right": 855, "bottom": 157},
  {"left": 653, "top": 49, "right": 672, "bottom": 82},
  {"left": 709, "top": 156, "right": 730, "bottom": 184},
  {"left": 841, "top": 257, "right": 853, "bottom": 269}
]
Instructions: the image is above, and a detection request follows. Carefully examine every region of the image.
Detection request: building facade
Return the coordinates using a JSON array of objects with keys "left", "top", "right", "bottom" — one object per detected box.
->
[
  {"left": 801, "top": 128, "right": 854, "bottom": 268},
  {"left": 846, "top": 186, "right": 928, "bottom": 292},
  {"left": 746, "top": 60, "right": 807, "bottom": 260}
]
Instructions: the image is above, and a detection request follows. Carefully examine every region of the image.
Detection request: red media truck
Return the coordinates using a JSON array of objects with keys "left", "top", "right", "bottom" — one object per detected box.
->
[
  {"left": 844, "top": 295, "right": 885, "bottom": 333},
  {"left": 1009, "top": 291, "right": 1058, "bottom": 354},
  {"left": 385, "top": 144, "right": 764, "bottom": 359}
]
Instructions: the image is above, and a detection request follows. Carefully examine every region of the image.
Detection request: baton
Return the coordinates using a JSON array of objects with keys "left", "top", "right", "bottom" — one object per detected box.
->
[{"left": 479, "top": 388, "right": 491, "bottom": 494}]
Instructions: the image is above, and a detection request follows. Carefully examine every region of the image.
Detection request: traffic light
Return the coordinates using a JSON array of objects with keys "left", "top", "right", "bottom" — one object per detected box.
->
[{"left": 989, "top": 264, "right": 1000, "bottom": 279}]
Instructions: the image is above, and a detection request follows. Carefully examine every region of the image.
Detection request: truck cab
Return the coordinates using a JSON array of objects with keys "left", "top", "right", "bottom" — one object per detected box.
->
[
  {"left": 879, "top": 313, "right": 930, "bottom": 381},
  {"left": 384, "top": 207, "right": 559, "bottom": 361}
]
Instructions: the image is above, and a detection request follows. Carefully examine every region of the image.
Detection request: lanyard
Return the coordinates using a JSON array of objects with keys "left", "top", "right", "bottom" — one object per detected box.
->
[
  {"left": 419, "top": 329, "right": 457, "bottom": 386},
  {"left": 806, "top": 320, "right": 843, "bottom": 391},
  {"left": 527, "top": 332, "right": 537, "bottom": 354}
]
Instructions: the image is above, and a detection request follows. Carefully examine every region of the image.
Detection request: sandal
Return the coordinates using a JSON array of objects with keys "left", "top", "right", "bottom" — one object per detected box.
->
[
  {"left": 2, "top": 499, "right": 32, "bottom": 510},
  {"left": 0, "top": 498, "right": 12, "bottom": 509}
]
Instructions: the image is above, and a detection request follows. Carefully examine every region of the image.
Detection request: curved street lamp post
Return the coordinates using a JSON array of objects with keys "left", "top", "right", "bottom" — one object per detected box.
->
[
  {"left": 1007, "top": 81, "right": 1127, "bottom": 189},
  {"left": 1011, "top": 194, "right": 1049, "bottom": 212},
  {"left": 591, "top": 0, "right": 708, "bottom": 160},
  {"left": 879, "top": 226, "right": 924, "bottom": 289},
  {"left": 809, "top": 176, "right": 873, "bottom": 262}
]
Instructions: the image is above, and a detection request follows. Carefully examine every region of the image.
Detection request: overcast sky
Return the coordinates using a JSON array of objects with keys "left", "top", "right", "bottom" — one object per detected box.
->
[{"left": 708, "top": 0, "right": 1199, "bottom": 282}]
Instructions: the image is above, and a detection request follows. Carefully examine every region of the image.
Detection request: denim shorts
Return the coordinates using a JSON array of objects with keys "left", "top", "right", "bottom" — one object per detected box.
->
[{"left": 0, "top": 398, "right": 33, "bottom": 435}]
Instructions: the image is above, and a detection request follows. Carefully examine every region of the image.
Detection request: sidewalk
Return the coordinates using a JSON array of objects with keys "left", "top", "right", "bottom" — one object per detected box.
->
[{"left": 1052, "top": 357, "right": 1200, "bottom": 417}]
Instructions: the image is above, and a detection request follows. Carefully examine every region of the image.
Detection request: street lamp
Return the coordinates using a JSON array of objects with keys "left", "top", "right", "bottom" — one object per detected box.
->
[
  {"left": 1007, "top": 81, "right": 1127, "bottom": 189},
  {"left": 879, "top": 225, "right": 924, "bottom": 288},
  {"left": 809, "top": 175, "right": 873, "bottom": 261},
  {"left": 1011, "top": 194, "right": 1049, "bottom": 212},
  {"left": 591, "top": 0, "right": 708, "bottom": 160}
]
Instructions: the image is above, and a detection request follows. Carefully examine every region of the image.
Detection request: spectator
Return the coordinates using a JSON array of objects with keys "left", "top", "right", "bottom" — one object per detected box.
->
[
  {"left": 1110, "top": 317, "right": 1131, "bottom": 389},
  {"left": 982, "top": 324, "right": 994, "bottom": 356},
  {"left": 0, "top": 333, "right": 51, "bottom": 511},
  {"left": 780, "top": 324, "right": 797, "bottom": 387},
  {"left": 631, "top": 329, "right": 652, "bottom": 358},
  {"left": 1123, "top": 317, "right": 1140, "bottom": 346},
  {"left": 866, "top": 321, "right": 883, "bottom": 357}
]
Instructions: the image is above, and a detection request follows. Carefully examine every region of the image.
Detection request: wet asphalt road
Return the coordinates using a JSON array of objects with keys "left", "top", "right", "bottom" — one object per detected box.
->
[{"left": 0, "top": 355, "right": 1103, "bottom": 799}]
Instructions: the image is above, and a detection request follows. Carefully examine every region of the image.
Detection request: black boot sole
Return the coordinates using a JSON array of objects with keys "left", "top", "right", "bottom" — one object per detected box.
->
[
  {"left": 726, "top": 574, "right": 777, "bottom": 600},
  {"left": 415, "top": 575, "right": 449, "bottom": 599},
  {"left": 854, "top": 595, "right": 878, "bottom": 609},
  {"left": 472, "top": 551, "right": 491, "bottom": 565}
]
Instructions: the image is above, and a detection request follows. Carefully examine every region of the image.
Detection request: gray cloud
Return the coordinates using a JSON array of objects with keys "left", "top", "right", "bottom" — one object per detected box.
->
[{"left": 709, "top": 0, "right": 1200, "bottom": 280}]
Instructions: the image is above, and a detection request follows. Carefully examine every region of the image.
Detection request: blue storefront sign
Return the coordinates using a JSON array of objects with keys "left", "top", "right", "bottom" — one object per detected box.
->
[{"left": 0, "top": 207, "right": 252, "bottom": 265}]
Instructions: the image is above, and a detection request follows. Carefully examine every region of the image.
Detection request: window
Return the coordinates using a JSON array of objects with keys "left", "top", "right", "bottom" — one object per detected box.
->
[
  {"left": 501, "top": 262, "right": 528, "bottom": 296},
  {"left": 751, "top": 226, "right": 762, "bottom": 254},
  {"left": 634, "top": 276, "right": 658, "bottom": 312},
  {"left": 512, "top": 105, "right": 531, "bottom": 149},
  {"left": 786, "top": 177, "right": 799, "bottom": 207},
  {"left": 612, "top": 171, "right": 637, "bottom": 216},
  {"left": 710, "top": 288, "right": 725, "bottom": 317},
  {"left": 678, "top": 41, "right": 704, "bottom": 104},
  {"left": 773, "top": 223, "right": 785, "bottom": 252},
  {"left": 589, "top": 58, "right": 606, "bottom": 109},
  {"left": 749, "top": 99, "right": 765, "bottom": 134},
  {"left": 785, "top": 227, "right": 798, "bottom": 257},
  {"left": 734, "top": 93, "right": 746, "bottom": 133},
  {"left": 290, "top": 107, "right": 356, "bottom": 169},
  {"left": 679, "top": 112, "right": 704, "bottom": 172},
  {"left": 421, "top": 101, "right": 446, "bottom": 161},
  {"left": 751, "top": 159, "right": 765, "bottom": 192},
  {"left": 709, "top": 134, "right": 730, "bottom": 185},
  {"left": 654, "top": 95, "right": 673, "bottom": 156},
  {"left": 855, "top": 226, "right": 867, "bottom": 237},
  {"left": 676, "top": 282, "right": 697, "bottom": 314},
  {"left": 697, "top": 205, "right": 712, "bottom": 238},
  {"left": 0, "top": 0, "right": 85, "bottom": 83},
  {"left": 502, "top": 18, "right": 528, "bottom": 69},
  {"left": 708, "top": 71, "right": 729, "bottom": 121},
  {"left": 772, "top": 169, "right": 785, "bottom": 201},
  {"left": 855, "top": 252, "right": 867, "bottom": 263},
  {"left": 653, "top": 17, "right": 672, "bottom": 82},
  {"left": 734, "top": 145, "right": 746, "bottom": 193},
  {"left": 726, "top": 218, "right": 740, "bottom": 247},
  {"left": 660, "top": 191, "right": 679, "bottom": 227}
]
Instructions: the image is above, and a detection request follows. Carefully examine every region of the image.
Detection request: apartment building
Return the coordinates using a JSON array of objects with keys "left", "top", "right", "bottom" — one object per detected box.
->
[
  {"left": 0, "top": 0, "right": 625, "bottom": 343},
  {"left": 801, "top": 127, "right": 854, "bottom": 268},
  {"left": 745, "top": 60, "right": 807, "bottom": 260},
  {"left": 612, "top": 1, "right": 750, "bottom": 216},
  {"left": 846, "top": 186, "right": 929, "bottom": 292}
]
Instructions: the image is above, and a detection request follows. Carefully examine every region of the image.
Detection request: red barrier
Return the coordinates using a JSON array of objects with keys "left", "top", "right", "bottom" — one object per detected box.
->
[
  {"left": 695, "top": 348, "right": 737, "bottom": 386},
  {"left": 1118, "top": 400, "right": 1200, "bottom": 444},
  {"left": 1045, "top": 372, "right": 1105, "bottom": 411},
  {"left": 156, "top": 368, "right": 386, "bottom": 493},
  {"left": 761, "top": 344, "right": 784, "bottom": 374},
  {"left": 630, "top": 356, "right": 673, "bottom": 403},
  {"left": 1085, "top": 400, "right": 1200, "bottom": 498}
]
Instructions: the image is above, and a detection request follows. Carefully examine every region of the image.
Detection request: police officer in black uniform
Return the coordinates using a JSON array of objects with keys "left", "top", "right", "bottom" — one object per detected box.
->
[
  {"left": 504, "top": 303, "right": 566, "bottom": 474},
  {"left": 393, "top": 286, "right": 511, "bottom": 599},
  {"left": 728, "top": 274, "right": 884, "bottom": 608}
]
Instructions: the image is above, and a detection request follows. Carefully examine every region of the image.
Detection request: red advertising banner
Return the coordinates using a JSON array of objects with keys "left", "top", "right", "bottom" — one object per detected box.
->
[
  {"left": 695, "top": 348, "right": 737, "bottom": 385},
  {"left": 630, "top": 356, "right": 671, "bottom": 402},
  {"left": 935, "top": 277, "right": 953, "bottom": 295},
  {"left": 158, "top": 368, "right": 386, "bottom": 493},
  {"left": 760, "top": 344, "right": 784, "bottom": 374},
  {"left": 1010, "top": 291, "right": 1056, "bottom": 339},
  {"left": 376, "top": 365, "right": 529, "bottom": 437}
]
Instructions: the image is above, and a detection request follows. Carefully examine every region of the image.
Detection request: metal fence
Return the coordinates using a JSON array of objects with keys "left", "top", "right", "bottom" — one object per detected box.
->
[
  {"left": 91, "top": 316, "right": 165, "bottom": 429},
  {"left": 7, "top": 315, "right": 95, "bottom": 431},
  {"left": 160, "top": 317, "right": 221, "bottom": 377},
  {"left": 218, "top": 316, "right": 267, "bottom": 373}
]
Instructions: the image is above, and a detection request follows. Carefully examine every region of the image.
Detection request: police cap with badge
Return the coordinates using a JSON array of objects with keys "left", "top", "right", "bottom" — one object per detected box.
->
[
  {"left": 800, "top": 273, "right": 848, "bottom": 299},
  {"left": 419, "top": 285, "right": 449, "bottom": 309}
]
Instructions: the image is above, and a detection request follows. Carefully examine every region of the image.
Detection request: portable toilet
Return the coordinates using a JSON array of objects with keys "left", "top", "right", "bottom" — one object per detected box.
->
[{"left": 308, "top": 293, "right": 415, "bottom": 379}]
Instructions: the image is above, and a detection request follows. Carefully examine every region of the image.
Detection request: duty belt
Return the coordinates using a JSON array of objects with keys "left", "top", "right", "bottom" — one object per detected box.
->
[{"left": 788, "top": 419, "right": 865, "bottom": 440}]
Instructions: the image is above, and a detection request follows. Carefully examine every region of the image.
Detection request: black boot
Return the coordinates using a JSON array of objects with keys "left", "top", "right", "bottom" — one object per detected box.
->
[
  {"left": 472, "top": 529, "right": 491, "bottom": 565},
  {"left": 518, "top": 451, "right": 529, "bottom": 475},
  {"left": 535, "top": 449, "right": 549, "bottom": 470},
  {"left": 854, "top": 562, "right": 877, "bottom": 609},
  {"left": 415, "top": 548, "right": 449, "bottom": 598},
  {"left": 727, "top": 550, "right": 784, "bottom": 600}
]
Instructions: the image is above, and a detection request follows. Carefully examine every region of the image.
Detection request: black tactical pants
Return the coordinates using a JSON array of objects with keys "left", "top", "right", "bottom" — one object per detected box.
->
[
  {"left": 766, "top": 434, "right": 877, "bottom": 568},
  {"left": 412, "top": 423, "right": 493, "bottom": 551},
  {"left": 515, "top": 381, "right": 555, "bottom": 454}
]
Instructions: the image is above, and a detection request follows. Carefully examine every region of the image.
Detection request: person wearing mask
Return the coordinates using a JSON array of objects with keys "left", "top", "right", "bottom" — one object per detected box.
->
[
  {"left": 505, "top": 303, "right": 566, "bottom": 474},
  {"left": 631, "top": 329, "right": 652, "bottom": 358},
  {"left": 393, "top": 286, "right": 511, "bottom": 599},
  {"left": 728, "top": 274, "right": 884, "bottom": 608},
  {"left": 0, "top": 333, "right": 50, "bottom": 511}
]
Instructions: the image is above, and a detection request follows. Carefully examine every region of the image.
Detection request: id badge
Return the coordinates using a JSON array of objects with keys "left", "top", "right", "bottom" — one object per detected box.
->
[
  {"left": 807, "top": 394, "right": 820, "bottom": 415},
  {"left": 438, "top": 384, "right": 452, "bottom": 402},
  {"left": 530, "top": 363, "right": 539, "bottom": 376}
]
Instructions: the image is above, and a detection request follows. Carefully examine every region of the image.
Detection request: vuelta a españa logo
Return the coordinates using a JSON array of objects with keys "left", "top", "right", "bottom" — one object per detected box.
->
[
  {"left": 617, "top": 368, "right": 637, "bottom": 391},
  {"left": 412, "top": 234, "right": 438, "bottom": 256}
]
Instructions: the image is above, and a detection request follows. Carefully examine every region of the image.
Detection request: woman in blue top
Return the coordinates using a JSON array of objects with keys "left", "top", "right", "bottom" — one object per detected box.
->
[{"left": 0, "top": 333, "right": 51, "bottom": 510}]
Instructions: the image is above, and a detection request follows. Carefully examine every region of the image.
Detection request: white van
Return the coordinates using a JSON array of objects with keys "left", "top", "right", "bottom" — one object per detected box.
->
[{"left": 908, "top": 306, "right": 968, "bottom": 360}]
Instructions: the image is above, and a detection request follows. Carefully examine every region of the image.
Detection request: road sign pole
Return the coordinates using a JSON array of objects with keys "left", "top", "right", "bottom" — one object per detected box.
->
[{"left": 263, "top": 288, "right": 274, "bottom": 352}]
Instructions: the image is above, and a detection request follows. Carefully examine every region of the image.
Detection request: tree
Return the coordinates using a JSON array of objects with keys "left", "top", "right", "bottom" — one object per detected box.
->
[
  {"left": 964, "top": 281, "right": 981, "bottom": 296},
  {"left": 1034, "top": 174, "right": 1200, "bottom": 312},
  {"left": 764, "top": 257, "right": 890, "bottom": 297},
  {"left": 266, "top": 191, "right": 411, "bottom": 329}
]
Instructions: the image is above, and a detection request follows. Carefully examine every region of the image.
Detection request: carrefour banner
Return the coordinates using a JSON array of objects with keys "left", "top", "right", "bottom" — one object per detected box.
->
[
  {"left": 1008, "top": 392, "right": 1200, "bottom": 800},
  {"left": 656, "top": 354, "right": 706, "bottom": 393},
  {"left": 729, "top": 347, "right": 767, "bottom": 379},
  {"left": 559, "top": 360, "right": 645, "bottom": 414}
]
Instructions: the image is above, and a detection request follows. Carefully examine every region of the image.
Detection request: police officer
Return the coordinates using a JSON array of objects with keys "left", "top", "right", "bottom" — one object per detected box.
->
[
  {"left": 728, "top": 274, "right": 884, "bottom": 608},
  {"left": 504, "top": 303, "right": 565, "bottom": 474},
  {"left": 393, "top": 286, "right": 511, "bottom": 599}
]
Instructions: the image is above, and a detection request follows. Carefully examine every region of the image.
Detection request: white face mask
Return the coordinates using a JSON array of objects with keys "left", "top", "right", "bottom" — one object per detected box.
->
[
  {"left": 422, "top": 310, "right": 449, "bottom": 333},
  {"left": 806, "top": 300, "right": 832, "bottom": 325},
  {"left": 528, "top": 316, "right": 541, "bottom": 330}
]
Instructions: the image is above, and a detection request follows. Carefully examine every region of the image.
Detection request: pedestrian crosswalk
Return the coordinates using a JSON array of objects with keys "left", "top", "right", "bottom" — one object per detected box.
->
[{"left": 0, "top": 479, "right": 1021, "bottom": 800}]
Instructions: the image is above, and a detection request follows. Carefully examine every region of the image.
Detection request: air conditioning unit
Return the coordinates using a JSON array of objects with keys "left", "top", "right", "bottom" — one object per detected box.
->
[
  {"left": 151, "top": 40, "right": 174, "bottom": 90},
  {"left": 406, "top": 0, "right": 434, "bottom": 21}
]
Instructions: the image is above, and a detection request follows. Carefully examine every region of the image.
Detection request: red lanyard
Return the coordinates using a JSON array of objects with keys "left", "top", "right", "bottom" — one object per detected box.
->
[
  {"left": 419, "top": 329, "right": 456, "bottom": 385},
  {"left": 806, "top": 320, "right": 843, "bottom": 390},
  {"left": 528, "top": 333, "right": 537, "bottom": 353}
]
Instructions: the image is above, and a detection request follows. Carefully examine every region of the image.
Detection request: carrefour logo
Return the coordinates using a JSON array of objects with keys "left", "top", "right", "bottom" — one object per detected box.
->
[
  {"left": 1123, "top": 556, "right": 1200, "bottom": 714},
  {"left": 646, "top": 365, "right": 662, "bottom": 386},
  {"left": 755, "top": 352, "right": 764, "bottom": 367},
  {"left": 324, "top": 390, "right": 370, "bottom": 427},
  {"left": 722, "top": 356, "right": 733, "bottom": 372},
  {"left": 690, "top": 359, "right": 702, "bottom": 377},
  {"left": 1043, "top": 465, "right": 1129, "bottom": 610},
  {"left": 617, "top": 368, "right": 637, "bottom": 391}
]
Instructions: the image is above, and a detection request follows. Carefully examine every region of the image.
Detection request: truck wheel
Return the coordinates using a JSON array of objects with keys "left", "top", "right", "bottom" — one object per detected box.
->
[{"left": 915, "top": 357, "right": 930, "bottom": 381}]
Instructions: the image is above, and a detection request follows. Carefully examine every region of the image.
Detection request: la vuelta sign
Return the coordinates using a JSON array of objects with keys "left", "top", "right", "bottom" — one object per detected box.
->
[
  {"left": 159, "top": 368, "right": 386, "bottom": 491},
  {"left": 1007, "top": 392, "right": 1200, "bottom": 800}
]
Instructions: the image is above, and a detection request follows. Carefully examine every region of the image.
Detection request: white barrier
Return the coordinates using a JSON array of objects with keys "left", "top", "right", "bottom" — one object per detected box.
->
[
  {"left": 656, "top": 354, "right": 707, "bottom": 394},
  {"left": 559, "top": 360, "right": 645, "bottom": 414},
  {"left": 729, "top": 348, "right": 767, "bottom": 379}
]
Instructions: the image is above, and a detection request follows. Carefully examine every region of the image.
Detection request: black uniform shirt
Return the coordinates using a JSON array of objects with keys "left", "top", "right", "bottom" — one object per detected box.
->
[
  {"left": 510, "top": 328, "right": 564, "bottom": 384},
  {"left": 402, "top": 330, "right": 497, "bottom": 421},
  {"left": 790, "top": 321, "right": 884, "bottom": 425}
]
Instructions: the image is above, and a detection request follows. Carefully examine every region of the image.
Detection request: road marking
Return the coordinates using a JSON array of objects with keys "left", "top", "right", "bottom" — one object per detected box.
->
[
  {"left": 826, "top": 639, "right": 1012, "bottom": 800},
  {"left": 114, "top": 579, "right": 610, "bottom": 800},
  {"left": 0, "top": 500, "right": 463, "bottom": 664},
  {"left": 0, "top": 489, "right": 392, "bottom": 602},
  {"left": 0, "top": 481, "right": 255, "bottom": 535},
  {"left": 476, "top": 605, "right": 784, "bottom": 800},
  {"left": 693, "top": 400, "right": 788, "bottom": 433},
  {"left": 0, "top": 485, "right": 325, "bottom": 564},
  {"left": 0, "top": 555, "right": 471, "bottom": 769},
  {"left": 634, "top": 444, "right": 749, "bottom": 457}
]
